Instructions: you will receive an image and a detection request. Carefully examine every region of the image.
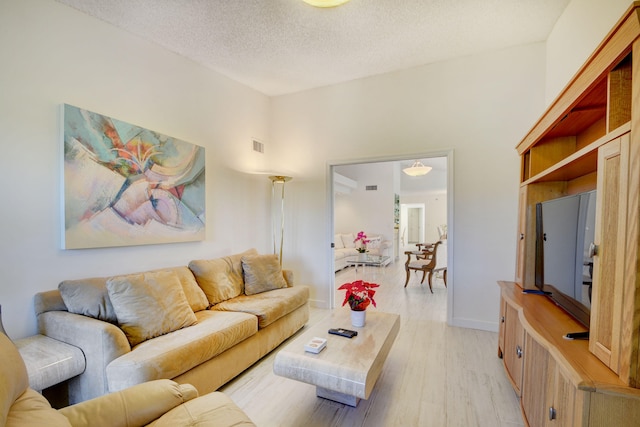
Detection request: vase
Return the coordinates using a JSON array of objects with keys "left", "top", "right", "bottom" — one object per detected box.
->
[
  {"left": 351, "top": 309, "right": 366, "bottom": 327},
  {"left": 357, "top": 253, "right": 367, "bottom": 262}
]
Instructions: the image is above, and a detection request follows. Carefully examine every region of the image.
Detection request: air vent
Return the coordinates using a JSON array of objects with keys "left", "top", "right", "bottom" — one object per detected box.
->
[
  {"left": 252, "top": 139, "right": 264, "bottom": 153},
  {"left": 365, "top": 185, "right": 378, "bottom": 191}
]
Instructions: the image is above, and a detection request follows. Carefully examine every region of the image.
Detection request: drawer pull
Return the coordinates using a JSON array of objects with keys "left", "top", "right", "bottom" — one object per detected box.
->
[
  {"left": 549, "top": 406, "right": 557, "bottom": 420},
  {"left": 516, "top": 345, "right": 523, "bottom": 358}
]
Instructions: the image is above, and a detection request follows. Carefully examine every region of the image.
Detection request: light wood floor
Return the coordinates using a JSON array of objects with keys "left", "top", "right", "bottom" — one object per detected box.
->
[{"left": 220, "top": 260, "right": 524, "bottom": 427}]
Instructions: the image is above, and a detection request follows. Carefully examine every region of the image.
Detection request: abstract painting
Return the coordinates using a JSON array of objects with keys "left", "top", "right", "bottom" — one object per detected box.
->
[{"left": 63, "top": 104, "right": 205, "bottom": 249}]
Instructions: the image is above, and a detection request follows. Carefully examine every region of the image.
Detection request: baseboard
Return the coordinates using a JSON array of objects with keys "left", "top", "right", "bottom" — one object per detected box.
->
[
  {"left": 308, "top": 298, "right": 329, "bottom": 309},
  {"left": 449, "top": 317, "right": 499, "bottom": 333}
]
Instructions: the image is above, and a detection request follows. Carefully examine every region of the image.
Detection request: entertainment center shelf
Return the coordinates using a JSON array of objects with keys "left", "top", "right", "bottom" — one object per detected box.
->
[
  {"left": 521, "top": 123, "right": 630, "bottom": 186},
  {"left": 501, "top": 3, "right": 640, "bottom": 426}
]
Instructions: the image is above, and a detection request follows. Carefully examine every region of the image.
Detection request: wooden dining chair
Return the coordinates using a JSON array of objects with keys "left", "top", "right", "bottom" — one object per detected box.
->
[{"left": 404, "top": 241, "right": 441, "bottom": 292}]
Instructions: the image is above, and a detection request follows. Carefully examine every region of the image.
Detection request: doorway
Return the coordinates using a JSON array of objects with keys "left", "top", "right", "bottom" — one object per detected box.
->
[
  {"left": 401, "top": 203, "right": 425, "bottom": 248},
  {"left": 328, "top": 151, "right": 453, "bottom": 323}
]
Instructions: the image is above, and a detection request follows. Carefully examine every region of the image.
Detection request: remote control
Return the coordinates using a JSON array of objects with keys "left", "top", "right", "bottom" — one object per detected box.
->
[
  {"left": 328, "top": 328, "right": 358, "bottom": 338},
  {"left": 563, "top": 331, "right": 589, "bottom": 340}
]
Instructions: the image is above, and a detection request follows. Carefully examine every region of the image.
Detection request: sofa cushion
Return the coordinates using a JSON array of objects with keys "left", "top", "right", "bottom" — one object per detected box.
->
[
  {"left": 212, "top": 286, "right": 309, "bottom": 328},
  {"left": 148, "top": 391, "right": 255, "bottom": 426},
  {"left": 334, "top": 234, "right": 345, "bottom": 249},
  {"left": 106, "top": 311, "right": 258, "bottom": 391},
  {"left": 241, "top": 254, "right": 288, "bottom": 295},
  {"left": 107, "top": 271, "right": 198, "bottom": 347},
  {"left": 59, "top": 277, "right": 118, "bottom": 323},
  {"left": 188, "top": 249, "right": 258, "bottom": 305},
  {"left": 341, "top": 233, "right": 356, "bottom": 248}
]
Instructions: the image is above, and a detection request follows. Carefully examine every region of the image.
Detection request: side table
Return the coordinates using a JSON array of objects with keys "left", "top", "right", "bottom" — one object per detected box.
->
[{"left": 15, "top": 334, "right": 85, "bottom": 393}]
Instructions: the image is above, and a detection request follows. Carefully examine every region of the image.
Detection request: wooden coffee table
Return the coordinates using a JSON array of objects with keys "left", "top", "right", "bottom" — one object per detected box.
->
[{"left": 273, "top": 309, "right": 400, "bottom": 406}]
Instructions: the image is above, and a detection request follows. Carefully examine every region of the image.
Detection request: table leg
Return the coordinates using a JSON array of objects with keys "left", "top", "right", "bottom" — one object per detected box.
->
[{"left": 316, "top": 387, "right": 360, "bottom": 407}]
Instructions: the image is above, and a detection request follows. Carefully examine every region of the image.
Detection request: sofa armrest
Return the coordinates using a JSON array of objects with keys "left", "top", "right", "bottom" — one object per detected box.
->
[
  {"left": 59, "top": 379, "right": 198, "bottom": 427},
  {"left": 38, "top": 311, "right": 131, "bottom": 402}
]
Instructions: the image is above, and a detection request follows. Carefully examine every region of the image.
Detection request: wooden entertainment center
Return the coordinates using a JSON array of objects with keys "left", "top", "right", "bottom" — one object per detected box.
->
[{"left": 498, "top": 3, "right": 640, "bottom": 425}]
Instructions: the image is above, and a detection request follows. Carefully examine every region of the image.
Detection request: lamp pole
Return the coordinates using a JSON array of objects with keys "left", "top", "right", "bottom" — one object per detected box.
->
[{"left": 269, "top": 176, "right": 292, "bottom": 266}]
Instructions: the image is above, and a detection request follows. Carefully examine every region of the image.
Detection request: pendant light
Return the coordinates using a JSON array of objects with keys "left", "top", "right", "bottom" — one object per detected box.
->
[
  {"left": 403, "top": 160, "right": 432, "bottom": 177},
  {"left": 303, "top": 0, "right": 350, "bottom": 8}
]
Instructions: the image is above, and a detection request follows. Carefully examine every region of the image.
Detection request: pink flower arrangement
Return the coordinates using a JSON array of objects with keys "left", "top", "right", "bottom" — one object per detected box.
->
[
  {"left": 338, "top": 280, "right": 379, "bottom": 311},
  {"left": 354, "top": 231, "right": 370, "bottom": 253}
]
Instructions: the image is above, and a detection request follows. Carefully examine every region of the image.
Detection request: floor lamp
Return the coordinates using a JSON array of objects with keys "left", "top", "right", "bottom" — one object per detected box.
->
[{"left": 269, "top": 175, "right": 292, "bottom": 267}]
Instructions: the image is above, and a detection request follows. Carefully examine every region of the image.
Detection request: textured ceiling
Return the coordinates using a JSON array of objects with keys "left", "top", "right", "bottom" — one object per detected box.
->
[{"left": 55, "top": 0, "right": 570, "bottom": 96}]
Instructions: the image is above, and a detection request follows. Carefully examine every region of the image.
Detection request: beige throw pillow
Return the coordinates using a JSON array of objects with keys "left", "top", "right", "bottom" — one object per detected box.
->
[
  {"left": 189, "top": 248, "right": 257, "bottom": 305},
  {"left": 107, "top": 271, "right": 197, "bottom": 347},
  {"left": 241, "top": 254, "right": 288, "bottom": 295},
  {"left": 145, "top": 266, "right": 209, "bottom": 312}
]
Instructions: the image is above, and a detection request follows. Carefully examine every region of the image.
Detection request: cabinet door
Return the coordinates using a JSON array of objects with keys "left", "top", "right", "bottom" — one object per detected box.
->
[
  {"left": 522, "top": 332, "right": 552, "bottom": 427},
  {"left": 523, "top": 333, "right": 585, "bottom": 427},
  {"left": 515, "top": 183, "right": 566, "bottom": 288},
  {"left": 516, "top": 186, "right": 527, "bottom": 285},
  {"left": 590, "top": 134, "right": 629, "bottom": 374},
  {"left": 498, "top": 297, "right": 506, "bottom": 358},
  {"left": 503, "top": 302, "right": 525, "bottom": 395},
  {"left": 546, "top": 359, "right": 578, "bottom": 427}
]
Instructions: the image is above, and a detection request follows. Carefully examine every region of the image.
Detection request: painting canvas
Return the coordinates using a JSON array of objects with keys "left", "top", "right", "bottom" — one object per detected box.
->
[{"left": 63, "top": 104, "right": 205, "bottom": 249}]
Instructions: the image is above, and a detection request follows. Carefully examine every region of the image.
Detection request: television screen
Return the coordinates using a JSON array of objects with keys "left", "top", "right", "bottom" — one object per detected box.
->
[{"left": 535, "top": 190, "right": 596, "bottom": 327}]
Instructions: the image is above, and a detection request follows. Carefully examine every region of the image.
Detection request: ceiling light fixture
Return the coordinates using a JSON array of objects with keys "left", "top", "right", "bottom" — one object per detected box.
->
[
  {"left": 403, "top": 160, "right": 432, "bottom": 177},
  {"left": 302, "top": 0, "right": 351, "bottom": 8}
]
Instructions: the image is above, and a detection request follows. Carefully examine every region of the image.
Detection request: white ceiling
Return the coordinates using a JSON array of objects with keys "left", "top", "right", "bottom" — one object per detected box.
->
[
  {"left": 55, "top": 0, "right": 570, "bottom": 96},
  {"left": 335, "top": 157, "right": 447, "bottom": 195}
]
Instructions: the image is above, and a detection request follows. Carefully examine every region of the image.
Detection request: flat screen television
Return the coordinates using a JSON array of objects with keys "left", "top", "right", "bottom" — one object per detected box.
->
[{"left": 534, "top": 190, "right": 596, "bottom": 328}]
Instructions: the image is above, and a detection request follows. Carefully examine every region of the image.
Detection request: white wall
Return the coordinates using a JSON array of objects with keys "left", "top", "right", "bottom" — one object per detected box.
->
[
  {"left": 545, "top": 0, "right": 632, "bottom": 104},
  {"left": 271, "top": 44, "right": 547, "bottom": 330},
  {"left": 0, "top": 0, "right": 274, "bottom": 338},
  {"left": 334, "top": 162, "right": 395, "bottom": 242}
]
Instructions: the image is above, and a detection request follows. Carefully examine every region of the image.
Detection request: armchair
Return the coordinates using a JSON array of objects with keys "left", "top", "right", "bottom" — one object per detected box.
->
[
  {"left": 0, "top": 332, "right": 255, "bottom": 427},
  {"left": 404, "top": 241, "right": 442, "bottom": 292}
]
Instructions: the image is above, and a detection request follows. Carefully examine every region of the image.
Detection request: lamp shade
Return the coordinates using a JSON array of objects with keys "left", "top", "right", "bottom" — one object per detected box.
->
[{"left": 403, "top": 160, "right": 432, "bottom": 177}]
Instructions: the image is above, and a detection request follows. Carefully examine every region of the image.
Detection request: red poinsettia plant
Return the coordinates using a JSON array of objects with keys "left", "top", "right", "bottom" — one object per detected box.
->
[
  {"left": 338, "top": 280, "right": 379, "bottom": 311},
  {"left": 354, "top": 231, "right": 370, "bottom": 253}
]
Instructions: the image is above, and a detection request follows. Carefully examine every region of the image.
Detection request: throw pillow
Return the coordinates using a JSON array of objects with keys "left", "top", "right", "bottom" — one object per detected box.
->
[
  {"left": 106, "top": 270, "right": 197, "bottom": 347},
  {"left": 334, "top": 234, "right": 345, "bottom": 249},
  {"left": 145, "top": 266, "right": 209, "bottom": 312},
  {"left": 188, "top": 248, "right": 258, "bottom": 305},
  {"left": 342, "top": 233, "right": 356, "bottom": 248},
  {"left": 59, "top": 277, "right": 117, "bottom": 323},
  {"left": 241, "top": 254, "right": 288, "bottom": 295}
]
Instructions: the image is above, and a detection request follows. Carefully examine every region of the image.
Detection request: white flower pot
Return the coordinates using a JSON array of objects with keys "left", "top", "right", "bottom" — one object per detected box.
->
[
  {"left": 351, "top": 309, "right": 366, "bottom": 327},
  {"left": 357, "top": 253, "right": 367, "bottom": 262}
]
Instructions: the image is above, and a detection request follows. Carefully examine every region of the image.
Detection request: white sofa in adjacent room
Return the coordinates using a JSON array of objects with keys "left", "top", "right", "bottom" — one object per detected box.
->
[{"left": 334, "top": 233, "right": 392, "bottom": 272}]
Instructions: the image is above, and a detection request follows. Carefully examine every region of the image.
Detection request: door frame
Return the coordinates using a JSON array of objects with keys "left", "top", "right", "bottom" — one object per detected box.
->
[{"left": 327, "top": 149, "right": 454, "bottom": 325}]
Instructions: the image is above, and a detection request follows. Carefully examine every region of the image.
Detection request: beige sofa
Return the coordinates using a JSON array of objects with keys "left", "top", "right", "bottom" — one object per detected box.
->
[
  {"left": 334, "top": 233, "right": 392, "bottom": 271},
  {"left": 0, "top": 332, "right": 255, "bottom": 427},
  {"left": 34, "top": 249, "right": 309, "bottom": 404}
]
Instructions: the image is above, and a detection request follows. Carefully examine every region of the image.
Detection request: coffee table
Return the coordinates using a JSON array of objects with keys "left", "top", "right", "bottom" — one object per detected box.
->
[
  {"left": 273, "top": 309, "right": 400, "bottom": 406},
  {"left": 345, "top": 254, "right": 390, "bottom": 277}
]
